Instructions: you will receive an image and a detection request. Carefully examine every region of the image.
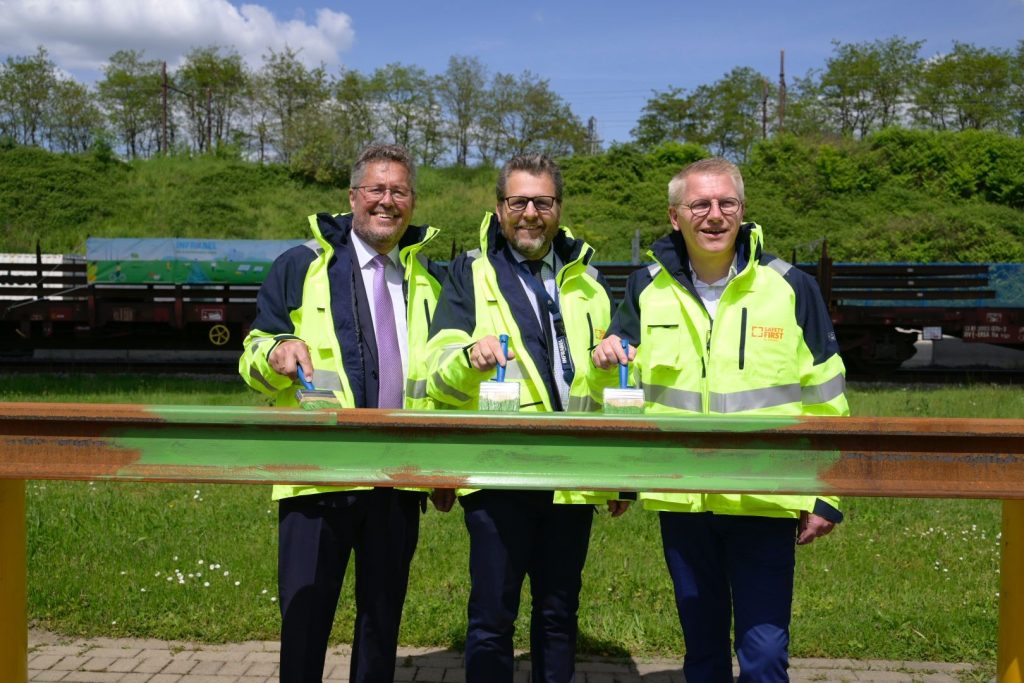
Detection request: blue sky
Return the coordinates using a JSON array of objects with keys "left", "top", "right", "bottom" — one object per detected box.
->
[{"left": 2, "top": 0, "right": 1022, "bottom": 145}]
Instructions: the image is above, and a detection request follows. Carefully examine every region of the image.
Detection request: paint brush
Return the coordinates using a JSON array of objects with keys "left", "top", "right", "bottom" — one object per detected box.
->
[
  {"left": 478, "top": 333, "right": 520, "bottom": 412},
  {"left": 295, "top": 366, "right": 342, "bottom": 409},
  {"left": 603, "top": 337, "right": 645, "bottom": 415}
]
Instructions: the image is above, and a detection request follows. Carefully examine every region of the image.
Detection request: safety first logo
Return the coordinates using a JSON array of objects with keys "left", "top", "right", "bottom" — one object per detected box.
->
[{"left": 751, "top": 325, "right": 784, "bottom": 341}]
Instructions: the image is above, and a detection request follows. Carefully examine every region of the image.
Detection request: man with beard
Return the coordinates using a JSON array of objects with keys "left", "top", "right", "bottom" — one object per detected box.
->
[
  {"left": 591, "top": 157, "right": 849, "bottom": 683},
  {"left": 425, "top": 153, "right": 629, "bottom": 683},
  {"left": 240, "top": 143, "right": 450, "bottom": 683}
]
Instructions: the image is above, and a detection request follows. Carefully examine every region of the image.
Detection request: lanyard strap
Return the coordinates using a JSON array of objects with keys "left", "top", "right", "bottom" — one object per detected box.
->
[{"left": 516, "top": 260, "right": 575, "bottom": 385}]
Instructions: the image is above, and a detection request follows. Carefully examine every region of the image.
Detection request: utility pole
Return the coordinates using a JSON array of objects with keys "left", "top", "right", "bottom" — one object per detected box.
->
[
  {"left": 761, "top": 79, "right": 770, "bottom": 139},
  {"left": 586, "top": 116, "right": 602, "bottom": 155},
  {"left": 778, "top": 50, "right": 786, "bottom": 133},
  {"left": 161, "top": 62, "right": 168, "bottom": 155}
]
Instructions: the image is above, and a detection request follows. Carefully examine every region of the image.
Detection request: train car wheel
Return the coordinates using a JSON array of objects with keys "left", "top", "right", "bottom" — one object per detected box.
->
[{"left": 208, "top": 324, "right": 231, "bottom": 346}]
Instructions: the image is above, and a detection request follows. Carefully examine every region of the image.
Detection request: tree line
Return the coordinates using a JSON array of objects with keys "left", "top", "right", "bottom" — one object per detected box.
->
[
  {"left": 0, "top": 47, "right": 588, "bottom": 183},
  {"left": 633, "top": 37, "right": 1024, "bottom": 162},
  {"left": 2, "top": 37, "right": 1023, "bottom": 182}
]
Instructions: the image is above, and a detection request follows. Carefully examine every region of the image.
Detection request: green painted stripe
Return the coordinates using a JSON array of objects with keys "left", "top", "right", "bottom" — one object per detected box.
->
[{"left": 110, "top": 411, "right": 834, "bottom": 493}]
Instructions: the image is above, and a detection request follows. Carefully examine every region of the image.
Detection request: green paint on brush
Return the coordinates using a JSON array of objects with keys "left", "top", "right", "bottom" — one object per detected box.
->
[
  {"left": 603, "top": 388, "right": 645, "bottom": 415},
  {"left": 299, "top": 399, "right": 343, "bottom": 410},
  {"left": 603, "top": 403, "right": 645, "bottom": 415}
]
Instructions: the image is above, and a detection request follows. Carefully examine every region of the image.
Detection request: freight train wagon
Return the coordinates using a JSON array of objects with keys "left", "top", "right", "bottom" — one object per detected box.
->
[{"left": 1, "top": 239, "right": 1022, "bottom": 371}]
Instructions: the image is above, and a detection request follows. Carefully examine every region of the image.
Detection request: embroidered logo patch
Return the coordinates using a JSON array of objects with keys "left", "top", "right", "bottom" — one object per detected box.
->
[{"left": 752, "top": 325, "right": 784, "bottom": 341}]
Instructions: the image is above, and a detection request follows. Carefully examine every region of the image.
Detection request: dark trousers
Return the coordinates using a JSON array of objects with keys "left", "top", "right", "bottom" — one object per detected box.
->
[
  {"left": 461, "top": 489, "right": 594, "bottom": 683},
  {"left": 659, "top": 511, "right": 798, "bottom": 683},
  {"left": 278, "top": 488, "right": 421, "bottom": 683}
]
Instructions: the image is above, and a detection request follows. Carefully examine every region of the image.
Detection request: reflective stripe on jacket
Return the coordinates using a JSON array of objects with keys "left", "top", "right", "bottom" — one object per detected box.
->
[
  {"left": 239, "top": 212, "right": 442, "bottom": 500},
  {"left": 426, "top": 212, "right": 614, "bottom": 503},
  {"left": 597, "top": 222, "right": 849, "bottom": 519}
]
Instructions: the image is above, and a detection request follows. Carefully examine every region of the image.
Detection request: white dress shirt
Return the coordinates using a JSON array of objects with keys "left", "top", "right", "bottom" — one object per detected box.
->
[
  {"left": 351, "top": 231, "right": 409, "bottom": 381},
  {"left": 512, "top": 247, "right": 570, "bottom": 410},
  {"left": 689, "top": 256, "right": 738, "bottom": 320}
]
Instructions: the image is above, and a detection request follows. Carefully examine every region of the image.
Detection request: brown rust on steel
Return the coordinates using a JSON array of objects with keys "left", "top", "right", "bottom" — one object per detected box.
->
[
  {"left": 1, "top": 404, "right": 1023, "bottom": 498},
  {"left": 381, "top": 465, "right": 470, "bottom": 488},
  {"left": 0, "top": 402, "right": 162, "bottom": 423},
  {"left": 0, "top": 435, "right": 140, "bottom": 479},
  {"left": 1, "top": 404, "right": 1022, "bottom": 438}
]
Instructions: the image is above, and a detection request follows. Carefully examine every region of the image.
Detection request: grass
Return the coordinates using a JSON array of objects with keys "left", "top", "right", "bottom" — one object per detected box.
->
[
  {"left": 4, "top": 138, "right": 1024, "bottom": 263},
  {"left": 6, "top": 377, "right": 1018, "bottom": 663}
]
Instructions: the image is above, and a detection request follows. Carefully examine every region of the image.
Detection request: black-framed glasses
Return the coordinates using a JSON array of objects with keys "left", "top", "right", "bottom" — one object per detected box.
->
[
  {"left": 502, "top": 196, "right": 558, "bottom": 213},
  {"left": 681, "top": 197, "right": 742, "bottom": 217},
  {"left": 355, "top": 185, "right": 414, "bottom": 202}
]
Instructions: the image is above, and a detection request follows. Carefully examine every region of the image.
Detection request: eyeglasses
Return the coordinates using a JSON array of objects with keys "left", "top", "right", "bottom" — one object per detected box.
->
[
  {"left": 502, "top": 196, "right": 558, "bottom": 213},
  {"left": 681, "top": 197, "right": 743, "bottom": 217},
  {"left": 355, "top": 185, "right": 414, "bottom": 202}
]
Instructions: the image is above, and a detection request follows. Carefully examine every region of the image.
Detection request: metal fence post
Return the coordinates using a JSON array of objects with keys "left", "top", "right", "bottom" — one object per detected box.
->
[
  {"left": 0, "top": 479, "right": 27, "bottom": 683},
  {"left": 1000, "top": 499, "right": 1024, "bottom": 683}
]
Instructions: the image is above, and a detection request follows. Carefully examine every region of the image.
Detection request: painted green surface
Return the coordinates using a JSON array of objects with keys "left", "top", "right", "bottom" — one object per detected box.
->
[
  {"left": 143, "top": 405, "right": 804, "bottom": 431},
  {"left": 112, "top": 407, "right": 834, "bottom": 493}
]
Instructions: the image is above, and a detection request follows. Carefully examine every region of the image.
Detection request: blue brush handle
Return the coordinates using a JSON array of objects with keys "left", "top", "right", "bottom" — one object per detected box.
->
[
  {"left": 296, "top": 365, "right": 315, "bottom": 390},
  {"left": 496, "top": 334, "right": 509, "bottom": 382},
  {"left": 619, "top": 337, "right": 629, "bottom": 389}
]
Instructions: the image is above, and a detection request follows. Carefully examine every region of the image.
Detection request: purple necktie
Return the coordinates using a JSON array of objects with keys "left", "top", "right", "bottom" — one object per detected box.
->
[{"left": 371, "top": 254, "right": 403, "bottom": 409}]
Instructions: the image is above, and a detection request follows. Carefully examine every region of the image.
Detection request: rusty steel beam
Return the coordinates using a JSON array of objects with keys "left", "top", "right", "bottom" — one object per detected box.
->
[{"left": 0, "top": 402, "right": 1021, "bottom": 499}]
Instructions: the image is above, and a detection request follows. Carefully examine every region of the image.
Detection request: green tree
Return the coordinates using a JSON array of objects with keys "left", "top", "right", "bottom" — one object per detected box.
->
[
  {"left": 96, "top": 49, "right": 163, "bottom": 158},
  {"left": 416, "top": 82, "right": 446, "bottom": 167},
  {"left": 702, "top": 67, "right": 769, "bottom": 161},
  {"left": 631, "top": 69, "right": 766, "bottom": 161},
  {"left": 45, "top": 79, "right": 103, "bottom": 153},
  {"left": 630, "top": 86, "right": 701, "bottom": 149},
  {"left": 913, "top": 42, "right": 1011, "bottom": 132},
  {"left": 0, "top": 46, "right": 58, "bottom": 147},
  {"left": 784, "top": 72, "right": 831, "bottom": 138},
  {"left": 332, "top": 68, "right": 377, "bottom": 151},
  {"left": 476, "top": 71, "right": 586, "bottom": 163},
  {"left": 819, "top": 37, "right": 923, "bottom": 137},
  {"left": 252, "top": 47, "right": 330, "bottom": 163},
  {"left": 368, "top": 62, "right": 442, "bottom": 164},
  {"left": 174, "top": 46, "right": 249, "bottom": 154},
  {"left": 437, "top": 55, "right": 487, "bottom": 166},
  {"left": 1010, "top": 41, "right": 1024, "bottom": 136}
]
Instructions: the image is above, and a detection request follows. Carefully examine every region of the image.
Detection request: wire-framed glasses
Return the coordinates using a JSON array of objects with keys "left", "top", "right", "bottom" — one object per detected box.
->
[
  {"left": 355, "top": 185, "right": 414, "bottom": 202},
  {"left": 681, "top": 197, "right": 742, "bottom": 217}
]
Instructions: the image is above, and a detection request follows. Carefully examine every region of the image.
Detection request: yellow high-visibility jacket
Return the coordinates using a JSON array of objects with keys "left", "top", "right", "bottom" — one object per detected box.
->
[
  {"left": 425, "top": 212, "right": 616, "bottom": 504},
  {"left": 591, "top": 223, "right": 849, "bottom": 520},
  {"left": 239, "top": 212, "right": 443, "bottom": 501}
]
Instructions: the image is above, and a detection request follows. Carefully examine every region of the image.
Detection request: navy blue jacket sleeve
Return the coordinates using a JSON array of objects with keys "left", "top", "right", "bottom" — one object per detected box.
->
[
  {"left": 784, "top": 268, "right": 840, "bottom": 366},
  {"left": 428, "top": 253, "right": 477, "bottom": 339},
  {"left": 250, "top": 246, "right": 317, "bottom": 334},
  {"left": 606, "top": 267, "right": 652, "bottom": 346}
]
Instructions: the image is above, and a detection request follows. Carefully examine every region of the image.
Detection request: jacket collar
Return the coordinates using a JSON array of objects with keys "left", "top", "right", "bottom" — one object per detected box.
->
[
  {"left": 312, "top": 212, "right": 434, "bottom": 261},
  {"left": 480, "top": 212, "right": 591, "bottom": 272},
  {"left": 650, "top": 222, "right": 763, "bottom": 292}
]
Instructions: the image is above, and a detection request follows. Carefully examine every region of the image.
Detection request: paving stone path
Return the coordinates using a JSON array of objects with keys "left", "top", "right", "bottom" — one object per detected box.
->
[{"left": 28, "top": 630, "right": 977, "bottom": 682}]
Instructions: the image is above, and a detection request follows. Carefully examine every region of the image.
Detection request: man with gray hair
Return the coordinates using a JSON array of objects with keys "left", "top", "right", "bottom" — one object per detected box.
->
[
  {"left": 592, "top": 157, "right": 849, "bottom": 683},
  {"left": 240, "top": 143, "right": 449, "bottom": 682}
]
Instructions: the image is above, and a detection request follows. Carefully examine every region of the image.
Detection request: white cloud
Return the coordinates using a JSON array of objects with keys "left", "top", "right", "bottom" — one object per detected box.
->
[{"left": 0, "top": 0, "right": 354, "bottom": 74}]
